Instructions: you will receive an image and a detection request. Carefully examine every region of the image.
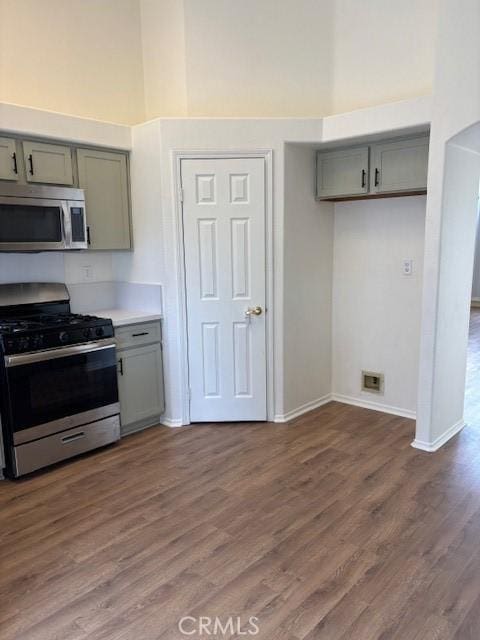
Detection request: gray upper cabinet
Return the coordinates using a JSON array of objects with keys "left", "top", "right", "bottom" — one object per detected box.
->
[
  {"left": 23, "top": 140, "right": 73, "bottom": 185},
  {"left": 0, "top": 134, "right": 132, "bottom": 251},
  {"left": 0, "top": 137, "right": 19, "bottom": 181},
  {"left": 316, "top": 135, "right": 429, "bottom": 200},
  {"left": 316, "top": 146, "right": 369, "bottom": 199},
  {"left": 371, "top": 136, "right": 429, "bottom": 194},
  {"left": 77, "top": 148, "right": 131, "bottom": 250}
]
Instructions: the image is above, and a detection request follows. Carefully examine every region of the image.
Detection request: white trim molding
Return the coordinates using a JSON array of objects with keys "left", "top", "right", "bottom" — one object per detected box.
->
[
  {"left": 160, "top": 417, "right": 186, "bottom": 428},
  {"left": 274, "top": 394, "right": 333, "bottom": 423},
  {"left": 331, "top": 393, "right": 416, "bottom": 420},
  {"left": 411, "top": 419, "right": 465, "bottom": 452},
  {"left": 0, "top": 101, "right": 132, "bottom": 149},
  {"left": 273, "top": 393, "right": 417, "bottom": 424}
]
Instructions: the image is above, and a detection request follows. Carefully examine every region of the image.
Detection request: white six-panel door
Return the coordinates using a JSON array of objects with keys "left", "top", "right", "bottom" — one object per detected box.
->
[{"left": 181, "top": 158, "right": 267, "bottom": 422}]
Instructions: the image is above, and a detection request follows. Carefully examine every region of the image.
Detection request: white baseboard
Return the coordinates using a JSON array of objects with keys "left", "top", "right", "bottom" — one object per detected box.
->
[
  {"left": 121, "top": 415, "right": 161, "bottom": 437},
  {"left": 160, "top": 416, "right": 187, "bottom": 428},
  {"left": 411, "top": 419, "right": 465, "bottom": 452},
  {"left": 164, "top": 394, "right": 414, "bottom": 427},
  {"left": 273, "top": 394, "right": 333, "bottom": 423},
  {"left": 330, "top": 393, "right": 416, "bottom": 420}
]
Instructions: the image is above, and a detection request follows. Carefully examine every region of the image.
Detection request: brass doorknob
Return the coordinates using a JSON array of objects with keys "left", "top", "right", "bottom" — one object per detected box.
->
[{"left": 245, "top": 306, "right": 263, "bottom": 317}]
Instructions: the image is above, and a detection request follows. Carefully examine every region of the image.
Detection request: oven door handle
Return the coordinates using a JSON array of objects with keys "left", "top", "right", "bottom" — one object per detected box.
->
[{"left": 4, "top": 339, "right": 116, "bottom": 368}]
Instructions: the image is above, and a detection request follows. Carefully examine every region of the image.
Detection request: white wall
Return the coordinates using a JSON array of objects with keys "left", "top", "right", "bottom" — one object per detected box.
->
[
  {"left": 331, "top": 0, "right": 437, "bottom": 114},
  {"left": 0, "top": 252, "right": 114, "bottom": 285},
  {"left": 137, "top": 0, "right": 436, "bottom": 119},
  {"left": 113, "top": 121, "right": 165, "bottom": 284},
  {"left": 0, "top": 103, "right": 132, "bottom": 150},
  {"left": 430, "top": 144, "right": 480, "bottom": 437},
  {"left": 472, "top": 220, "right": 480, "bottom": 300},
  {"left": 417, "top": 140, "right": 480, "bottom": 449},
  {"left": 182, "top": 0, "right": 334, "bottom": 117},
  {"left": 333, "top": 197, "right": 426, "bottom": 416},
  {"left": 283, "top": 145, "right": 334, "bottom": 418},
  {"left": 140, "top": 0, "right": 187, "bottom": 118},
  {"left": 415, "top": 0, "right": 480, "bottom": 450},
  {"left": 0, "top": 0, "right": 436, "bottom": 122},
  {"left": 64, "top": 253, "right": 114, "bottom": 284},
  {"left": 0, "top": 0, "right": 145, "bottom": 124},
  {"left": 0, "top": 253, "right": 65, "bottom": 284}
]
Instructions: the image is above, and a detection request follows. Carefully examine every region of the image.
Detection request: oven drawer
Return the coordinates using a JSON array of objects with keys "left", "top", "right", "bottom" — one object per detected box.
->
[
  {"left": 13, "top": 415, "right": 120, "bottom": 476},
  {"left": 115, "top": 321, "right": 161, "bottom": 349}
]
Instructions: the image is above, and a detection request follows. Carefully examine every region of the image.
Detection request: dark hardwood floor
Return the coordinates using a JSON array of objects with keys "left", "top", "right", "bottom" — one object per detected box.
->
[{"left": 2, "top": 314, "right": 480, "bottom": 639}]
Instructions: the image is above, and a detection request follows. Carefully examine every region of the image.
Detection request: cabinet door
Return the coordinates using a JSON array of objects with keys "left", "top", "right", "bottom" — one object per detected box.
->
[
  {"left": 371, "top": 136, "right": 429, "bottom": 193},
  {"left": 23, "top": 140, "right": 73, "bottom": 185},
  {"left": 0, "top": 137, "right": 19, "bottom": 181},
  {"left": 77, "top": 148, "right": 131, "bottom": 250},
  {"left": 316, "top": 147, "right": 369, "bottom": 199},
  {"left": 117, "top": 343, "right": 164, "bottom": 428}
]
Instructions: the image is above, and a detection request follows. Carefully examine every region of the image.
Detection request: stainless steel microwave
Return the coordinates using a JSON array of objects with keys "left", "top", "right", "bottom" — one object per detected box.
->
[{"left": 0, "top": 184, "right": 87, "bottom": 251}]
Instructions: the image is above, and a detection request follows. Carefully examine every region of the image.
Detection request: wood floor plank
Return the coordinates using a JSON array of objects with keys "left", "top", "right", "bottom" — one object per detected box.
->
[{"left": 2, "top": 310, "right": 480, "bottom": 639}]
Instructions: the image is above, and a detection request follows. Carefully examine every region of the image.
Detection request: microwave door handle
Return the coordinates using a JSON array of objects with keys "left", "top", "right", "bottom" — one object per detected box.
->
[
  {"left": 62, "top": 202, "right": 72, "bottom": 248},
  {"left": 59, "top": 203, "right": 66, "bottom": 248}
]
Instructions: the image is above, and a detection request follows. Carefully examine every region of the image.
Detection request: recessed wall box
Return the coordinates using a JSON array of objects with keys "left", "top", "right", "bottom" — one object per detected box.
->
[{"left": 362, "top": 371, "right": 384, "bottom": 394}]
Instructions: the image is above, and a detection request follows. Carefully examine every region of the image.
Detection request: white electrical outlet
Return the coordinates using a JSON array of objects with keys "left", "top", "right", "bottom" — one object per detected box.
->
[
  {"left": 81, "top": 265, "right": 93, "bottom": 281},
  {"left": 402, "top": 259, "right": 414, "bottom": 276}
]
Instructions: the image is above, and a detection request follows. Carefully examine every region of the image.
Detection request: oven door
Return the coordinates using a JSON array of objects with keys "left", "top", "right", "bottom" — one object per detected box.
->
[
  {"left": 3, "top": 339, "right": 119, "bottom": 444},
  {"left": 0, "top": 196, "right": 68, "bottom": 251}
]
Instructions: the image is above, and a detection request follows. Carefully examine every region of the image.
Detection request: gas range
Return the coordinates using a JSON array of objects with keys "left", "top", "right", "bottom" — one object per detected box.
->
[
  {"left": 0, "top": 283, "right": 120, "bottom": 478},
  {"left": 0, "top": 312, "right": 114, "bottom": 355}
]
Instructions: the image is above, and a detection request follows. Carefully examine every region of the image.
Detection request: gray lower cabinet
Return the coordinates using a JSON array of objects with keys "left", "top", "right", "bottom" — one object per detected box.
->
[
  {"left": 22, "top": 140, "right": 74, "bottom": 185},
  {"left": 316, "top": 146, "right": 369, "bottom": 199},
  {"left": 370, "top": 136, "right": 429, "bottom": 194},
  {"left": 116, "top": 322, "right": 165, "bottom": 435},
  {"left": 77, "top": 148, "right": 131, "bottom": 250},
  {"left": 0, "top": 137, "right": 19, "bottom": 181}
]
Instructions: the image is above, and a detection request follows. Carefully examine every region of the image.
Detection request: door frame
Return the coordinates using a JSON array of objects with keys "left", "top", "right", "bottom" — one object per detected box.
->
[{"left": 172, "top": 149, "right": 274, "bottom": 424}]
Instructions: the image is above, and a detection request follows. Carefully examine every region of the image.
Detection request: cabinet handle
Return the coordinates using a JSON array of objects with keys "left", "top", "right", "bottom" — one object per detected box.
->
[
  {"left": 132, "top": 332, "right": 149, "bottom": 337},
  {"left": 361, "top": 169, "right": 366, "bottom": 188},
  {"left": 12, "top": 152, "right": 18, "bottom": 174},
  {"left": 87, "top": 226, "right": 91, "bottom": 245},
  {"left": 118, "top": 357, "right": 124, "bottom": 376},
  {"left": 374, "top": 168, "right": 380, "bottom": 187},
  {"left": 28, "top": 154, "right": 34, "bottom": 175}
]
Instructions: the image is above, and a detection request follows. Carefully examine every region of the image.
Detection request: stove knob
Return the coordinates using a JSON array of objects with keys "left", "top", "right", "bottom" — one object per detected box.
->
[
  {"left": 95, "top": 327, "right": 105, "bottom": 338},
  {"left": 83, "top": 328, "right": 92, "bottom": 339},
  {"left": 59, "top": 331, "right": 69, "bottom": 344},
  {"left": 32, "top": 334, "right": 44, "bottom": 349}
]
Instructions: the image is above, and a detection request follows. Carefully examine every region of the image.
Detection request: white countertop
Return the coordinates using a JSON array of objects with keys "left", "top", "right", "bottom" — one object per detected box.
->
[{"left": 94, "top": 309, "right": 162, "bottom": 327}]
